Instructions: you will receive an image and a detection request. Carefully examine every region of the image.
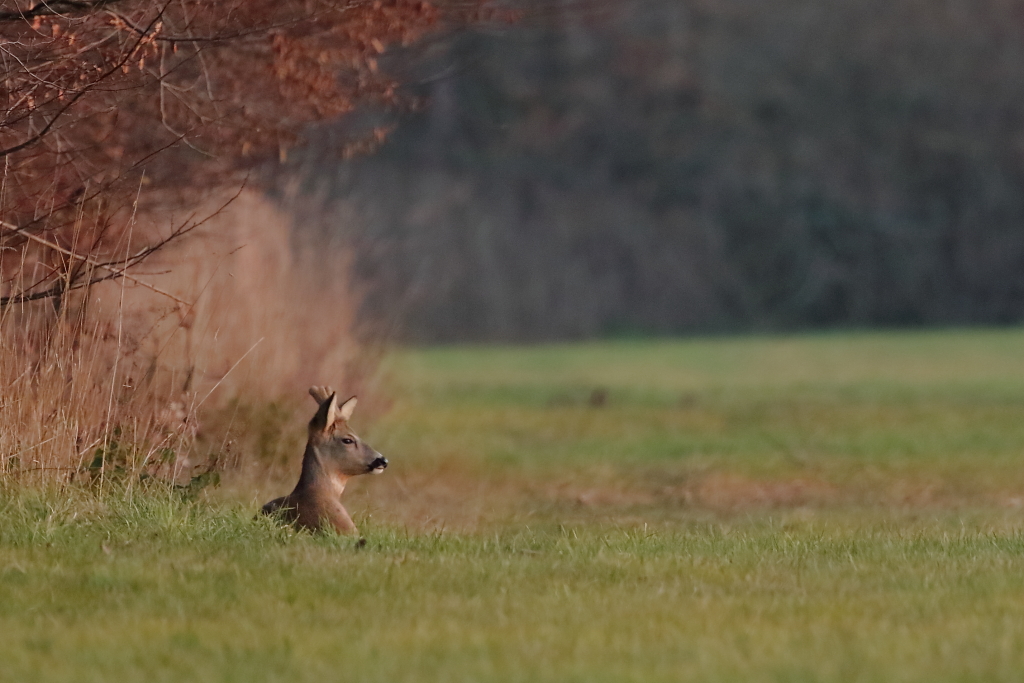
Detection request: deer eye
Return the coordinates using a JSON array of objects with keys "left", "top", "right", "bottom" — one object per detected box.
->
[{"left": 341, "top": 437, "right": 355, "bottom": 445}]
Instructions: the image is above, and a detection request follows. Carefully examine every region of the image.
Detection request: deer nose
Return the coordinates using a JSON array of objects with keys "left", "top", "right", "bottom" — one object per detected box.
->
[{"left": 369, "top": 457, "right": 388, "bottom": 473}]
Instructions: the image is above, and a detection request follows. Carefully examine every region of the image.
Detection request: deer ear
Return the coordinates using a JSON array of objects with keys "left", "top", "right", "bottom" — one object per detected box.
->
[
  {"left": 311, "top": 392, "right": 338, "bottom": 431},
  {"left": 308, "top": 386, "right": 334, "bottom": 405},
  {"left": 337, "top": 396, "right": 357, "bottom": 422}
]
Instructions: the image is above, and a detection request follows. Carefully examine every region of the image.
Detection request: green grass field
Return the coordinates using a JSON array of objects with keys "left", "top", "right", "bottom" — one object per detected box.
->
[{"left": 5, "top": 329, "right": 1024, "bottom": 682}]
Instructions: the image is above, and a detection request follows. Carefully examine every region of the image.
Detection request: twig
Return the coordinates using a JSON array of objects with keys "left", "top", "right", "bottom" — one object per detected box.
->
[
  {"left": 9, "top": 466, "right": 80, "bottom": 473},
  {"left": 5, "top": 436, "right": 58, "bottom": 459},
  {"left": 0, "top": 0, "right": 128, "bottom": 22},
  {"left": 0, "top": 219, "right": 192, "bottom": 306},
  {"left": 195, "top": 337, "right": 264, "bottom": 409}
]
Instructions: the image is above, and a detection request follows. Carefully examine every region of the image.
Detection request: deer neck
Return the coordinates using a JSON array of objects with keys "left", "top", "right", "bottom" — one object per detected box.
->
[{"left": 294, "top": 443, "right": 348, "bottom": 501}]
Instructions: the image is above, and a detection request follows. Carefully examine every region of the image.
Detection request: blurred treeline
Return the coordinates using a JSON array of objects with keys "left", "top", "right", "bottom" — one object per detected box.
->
[{"left": 301, "top": 0, "right": 1024, "bottom": 342}]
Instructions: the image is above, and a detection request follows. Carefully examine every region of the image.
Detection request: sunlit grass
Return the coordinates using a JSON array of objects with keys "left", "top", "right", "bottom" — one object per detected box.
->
[
  {"left": 7, "top": 329, "right": 1024, "bottom": 682},
  {"left": 366, "top": 329, "right": 1024, "bottom": 505},
  {"left": 4, "top": 494, "right": 1024, "bottom": 683}
]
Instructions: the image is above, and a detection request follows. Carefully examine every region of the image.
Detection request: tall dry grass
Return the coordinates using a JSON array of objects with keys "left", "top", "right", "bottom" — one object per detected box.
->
[{"left": 0, "top": 190, "right": 369, "bottom": 489}]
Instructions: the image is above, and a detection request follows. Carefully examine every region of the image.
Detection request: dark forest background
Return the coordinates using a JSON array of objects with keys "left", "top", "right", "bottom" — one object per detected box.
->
[{"left": 295, "top": 0, "right": 1024, "bottom": 342}]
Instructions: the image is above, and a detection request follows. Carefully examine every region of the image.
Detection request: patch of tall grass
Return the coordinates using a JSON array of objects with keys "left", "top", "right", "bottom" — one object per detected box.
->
[
  {"left": 5, "top": 486, "right": 1024, "bottom": 683},
  {"left": 0, "top": 191, "right": 368, "bottom": 490}
]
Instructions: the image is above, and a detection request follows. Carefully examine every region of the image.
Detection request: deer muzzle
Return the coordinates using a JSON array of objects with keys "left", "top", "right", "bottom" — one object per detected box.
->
[{"left": 368, "top": 456, "right": 388, "bottom": 474}]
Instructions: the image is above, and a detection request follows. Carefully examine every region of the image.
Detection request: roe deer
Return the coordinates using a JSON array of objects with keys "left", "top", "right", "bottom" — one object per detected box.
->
[{"left": 260, "top": 386, "right": 387, "bottom": 534}]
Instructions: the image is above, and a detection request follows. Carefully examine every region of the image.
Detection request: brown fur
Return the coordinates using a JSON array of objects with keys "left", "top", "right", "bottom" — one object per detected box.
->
[{"left": 260, "top": 386, "right": 387, "bottom": 534}]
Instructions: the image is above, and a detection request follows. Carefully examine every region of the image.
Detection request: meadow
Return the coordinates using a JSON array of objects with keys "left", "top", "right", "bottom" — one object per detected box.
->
[{"left": 5, "top": 329, "right": 1024, "bottom": 682}]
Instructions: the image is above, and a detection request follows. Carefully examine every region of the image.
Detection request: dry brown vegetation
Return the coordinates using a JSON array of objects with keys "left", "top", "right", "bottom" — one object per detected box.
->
[
  {"left": 0, "top": 191, "right": 365, "bottom": 486},
  {"left": 0, "top": 0, "right": 490, "bottom": 487}
]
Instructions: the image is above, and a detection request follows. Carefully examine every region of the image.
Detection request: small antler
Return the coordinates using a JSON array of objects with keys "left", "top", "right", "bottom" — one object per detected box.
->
[{"left": 308, "top": 385, "right": 335, "bottom": 405}]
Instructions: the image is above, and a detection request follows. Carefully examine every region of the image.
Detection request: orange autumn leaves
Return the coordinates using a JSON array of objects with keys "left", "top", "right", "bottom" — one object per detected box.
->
[{"left": 0, "top": 0, "right": 489, "bottom": 306}]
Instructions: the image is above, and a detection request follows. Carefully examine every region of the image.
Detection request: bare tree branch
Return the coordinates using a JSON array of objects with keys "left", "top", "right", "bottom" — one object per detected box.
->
[
  {"left": 0, "top": 218, "right": 192, "bottom": 306},
  {"left": 0, "top": 0, "right": 128, "bottom": 23}
]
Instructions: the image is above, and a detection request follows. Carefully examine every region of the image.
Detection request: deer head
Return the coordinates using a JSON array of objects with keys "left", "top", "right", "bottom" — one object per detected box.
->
[{"left": 307, "top": 386, "right": 387, "bottom": 477}]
